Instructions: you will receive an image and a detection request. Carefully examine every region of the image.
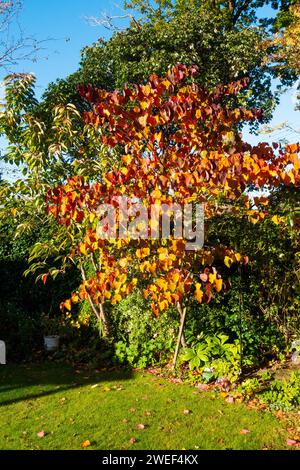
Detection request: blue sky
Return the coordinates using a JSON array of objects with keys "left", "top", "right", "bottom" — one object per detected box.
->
[
  {"left": 2, "top": 0, "right": 299, "bottom": 147},
  {"left": 4, "top": 0, "right": 137, "bottom": 94}
]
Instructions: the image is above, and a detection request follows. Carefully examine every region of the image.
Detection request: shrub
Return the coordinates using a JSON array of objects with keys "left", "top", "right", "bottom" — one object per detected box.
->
[
  {"left": 181, "top": 333, "right": 243, "bottom": 382},
  {"left": 260, "top": 372, "right": 300, "bottom": 411},
  {"left": 109, "top": 291, "right": 178, "bottom": 368}
]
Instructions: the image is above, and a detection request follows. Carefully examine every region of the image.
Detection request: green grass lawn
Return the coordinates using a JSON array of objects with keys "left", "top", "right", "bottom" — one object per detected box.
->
[{"left": 0, "top": 363, "right": 290, "bottom": 450}]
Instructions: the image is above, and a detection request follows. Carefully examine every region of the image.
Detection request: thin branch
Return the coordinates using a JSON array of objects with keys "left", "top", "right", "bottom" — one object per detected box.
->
[{"left": 84, "top": 12, "right": 141, "bottom": 31}]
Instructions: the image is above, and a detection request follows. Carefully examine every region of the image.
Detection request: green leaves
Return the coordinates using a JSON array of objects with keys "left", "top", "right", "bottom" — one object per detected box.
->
[{"left": 181, "top": 333, "right": 241, "bottom": 382}]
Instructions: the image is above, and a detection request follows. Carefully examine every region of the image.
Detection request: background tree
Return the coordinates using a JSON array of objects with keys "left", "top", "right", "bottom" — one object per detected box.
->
[
  {"left": 0, "top": 0, "right": 47, "bottom": 71},
  {"left": 42, "top": 0, "right": 297, "bottom": 126},
  {"left": 270, "top": 2, "right": 300, "bottom": 108}
]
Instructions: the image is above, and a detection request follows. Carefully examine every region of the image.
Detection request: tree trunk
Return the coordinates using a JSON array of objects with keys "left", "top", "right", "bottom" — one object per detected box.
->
[
  {"left": 99, "top": 303, "right": 110, "bottom": 337},
  {"left": 172, "top": 304, "right": 187, "bottom": 370},
  {"left": 80, "top": 265, "right": 110, "bottom": 337}
]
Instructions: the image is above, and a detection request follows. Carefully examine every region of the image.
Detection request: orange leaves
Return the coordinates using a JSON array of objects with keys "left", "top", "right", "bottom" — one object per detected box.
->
[
  {"left": 122, "top": 155, "right": 133, "bottom": 166},
  {"left": 80, "top": 440, "right": 91, "bottom": 448},
  {"left": 48, "top": 65, "right": 300, "bottom": 325},
  {"left": 143, "top": 269, "right": 192, "bottom": 314},
  {"left": 286, "top": 143, "right": 300, "bottom": 154},
  {"left": 61, "top": 298, "right": 72, "bottom": 311},
  {"left": 41, "top": 273, "right": 49, "bottom": 285},
  {"left": 71, "top": 293, "right": 79, "bottom": 304}
]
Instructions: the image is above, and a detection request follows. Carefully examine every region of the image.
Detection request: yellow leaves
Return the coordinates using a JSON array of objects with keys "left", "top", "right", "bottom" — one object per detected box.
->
[
  {"left": 140, "top": 101, "right": 150, "bottom": 111},
  {"left": 224, "top": 252, "right": 242, "bottom": 268},
  {"left": 136, "top": 247, "right": 150, "bottom": 259},
  {"left": 154, "top": 132, "right": 163, "bottom": 143},
  {"left": 162, "top": 79, "right": 172, "bottom": 89},
  {"left": 271, "top": 215, "right": 284, "bottom": 225},
  {"left": 140, "top": 260, "right": 150, "bottom": 273},
  {"left": 89, "top": 213, "right": 96, "bottom": 223},
  {"left": 215, "top": 278, "right": 223, "bottom": 293},
  {"left": 224, "top": 256, "right": 233, "bottom": 268},
  {"left": 171, "top": 271, "right": 180, "bottom": 284},
  {"left": 156, "top": 278, "right": 168, "bottom": 290},
  {"left": 79, "top": 243, "right": 88, "bottom": 256},
  {"left": 120, "top": 167, "right": 128, "bottom": 176},
  {"left": 142, "top": 84, "right": 152, "bottom": 97},
  {"left": 247, "top": 210, "right": 266, "bottom": 224},
  {"left": 158, "top": 247, "right": 168, "bottom": 261},
  {"left": 195, "top": 283, "right": 203, "bottom": 303},
  {"left": 111, "top": 293, "right": 122, "bottom": 305},
  {"left": 152, "top": 187, "right": 162, "bottom": 199},
  {"left": 287, "top": 170, "right": 296, "bottom": 185},
  {"left": 119, "top": 257, "right": 129, "bottom": 268},
  {"left": 159, "top": 299, "right": 168, "bottom": 311}
]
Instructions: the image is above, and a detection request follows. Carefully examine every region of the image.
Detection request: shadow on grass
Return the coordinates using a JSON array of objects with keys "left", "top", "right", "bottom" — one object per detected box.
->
[{"left": 0, "top": 362, "right": 133, "bottom": 407}]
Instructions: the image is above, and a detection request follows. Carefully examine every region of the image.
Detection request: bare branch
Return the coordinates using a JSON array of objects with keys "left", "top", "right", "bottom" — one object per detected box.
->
[
  {"left": 84, "top": 12, "right": 141, "bottom": 31},
  {"left": 0, "top": 0, "right": 53, "bottom": 72}
]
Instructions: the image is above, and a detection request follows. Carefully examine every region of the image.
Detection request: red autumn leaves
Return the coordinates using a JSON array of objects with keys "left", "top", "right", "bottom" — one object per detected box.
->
[{"left": 46, "top": 64, "right": 299, "bottom": 318}]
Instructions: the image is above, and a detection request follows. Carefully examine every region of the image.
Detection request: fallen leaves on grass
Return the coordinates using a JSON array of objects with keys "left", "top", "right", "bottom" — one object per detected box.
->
[
  {"left": 287, "top": 438, "right": 300, "bottom": 447},
  {"left": 225, "top": 396, "right": 234, "bottom": 403},
  {"left": 80, "top": 439, "right": 91, "bottom": 448},
  {"left": 170, "top": 377, "right": 183, "bottom": 383},
  {"left": 129, "top": 407, "right": 136, "bottom": 413},
  {"left": 196, "top": 383, "right": 210, "bottom": 391},
  {"left": 240, "top": 429, "right": 250, "bottom": 435}
]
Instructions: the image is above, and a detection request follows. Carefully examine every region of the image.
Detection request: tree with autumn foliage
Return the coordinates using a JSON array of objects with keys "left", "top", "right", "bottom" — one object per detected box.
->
[{"left": 46, "top": 64, "right": 299, "bottom": 367}]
